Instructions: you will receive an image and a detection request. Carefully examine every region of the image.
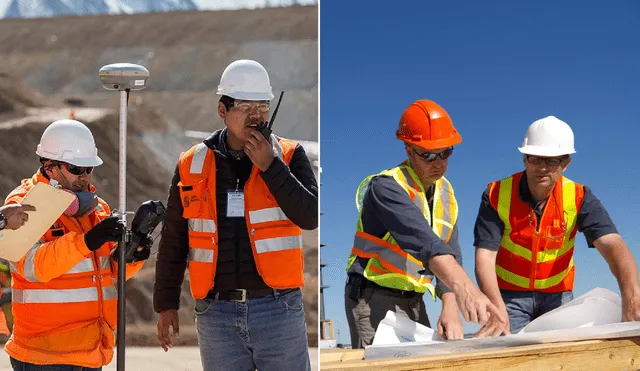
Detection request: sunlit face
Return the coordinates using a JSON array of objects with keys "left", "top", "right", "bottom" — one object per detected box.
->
[
  {"left": 218, "top": 99, "right": 270, "bottom": 145},
  {"left": 523, "top": 154, "right": 571, "bottom": 190},
  {"left": 405, "top": 144, "right": 454, "bottom": 185}
]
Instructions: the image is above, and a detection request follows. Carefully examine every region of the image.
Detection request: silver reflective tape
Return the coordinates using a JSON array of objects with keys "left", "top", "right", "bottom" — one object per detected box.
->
[
  {"left": 12, "top": 287, "right": 99, "bottom": 304},
  {"left": 353, "top": 235, "right": 424, "bottom": 279},
  {"left": 22, "top": 241, "right": 44, "bottom": 282},
  {"left": 189, "top": 248, "right": 214, "bottom": 263},
  {"left": 190, "top": 143, "right": 208, "bottom": 174},
  {"left": 102, "top": 285, "right": 117, "bottom": 300},
  {"left": 248, "top": 207, "right": 289, "bottom": 224},
  {"left": 67, "top": 258, "right": 96, "bottom": 274},
  {"left": 188, "top": 218, "right": 216, "bottom": 233},
  {"left": 101, "top": 255, "right": 111, "bottom": 270},
  {"left": 255, "top": 235, "right": 302, "bottom": 254}
]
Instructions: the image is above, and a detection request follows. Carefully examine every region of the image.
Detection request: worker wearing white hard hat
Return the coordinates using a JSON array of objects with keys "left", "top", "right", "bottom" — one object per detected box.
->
[
  {"left": 473, "top": 116, "right": 640, "bottom": 337},
  {"left": 155, "top": 59, "right": 317, "bottom": 371},
  {"left": 3, "top": 119, "right": 148, "bottom": 369}
]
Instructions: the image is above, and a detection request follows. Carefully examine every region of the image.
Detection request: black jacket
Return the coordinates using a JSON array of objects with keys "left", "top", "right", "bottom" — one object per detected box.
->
[{"left": 153, "top": 129, "right": 318, "bottom": 312}]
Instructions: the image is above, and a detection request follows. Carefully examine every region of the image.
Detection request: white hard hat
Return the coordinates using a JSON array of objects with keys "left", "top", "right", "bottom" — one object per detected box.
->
[
  {"left": 518, "top": 116, "right": 576, "bottom": 157},
  {"left": 216, "top": 59, "right": 274, "bottom": 101},
  {"left": 36, "top": 119, "right": 103, "bottom": 167}
]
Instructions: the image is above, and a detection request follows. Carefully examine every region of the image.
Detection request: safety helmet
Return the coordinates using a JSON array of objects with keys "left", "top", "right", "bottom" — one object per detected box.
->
[
  {"left": 396, "top": 100, "right": 462, "bottom": 150},
  {"left": 216, "top": 59, "right": 274, "bottom": 101},
  {"left": 35, "top": 119, "right": 103, "bottom": 167},
  {"left": 518, "top": 116, "right": 576, "bottom": 157}
]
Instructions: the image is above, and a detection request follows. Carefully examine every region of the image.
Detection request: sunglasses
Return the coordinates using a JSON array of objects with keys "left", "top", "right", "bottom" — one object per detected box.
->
[
  {"left": 412, "top": 147, "right": 454, "bottom": 162},
  {"left": 56, "top": 162, "right": 94, "bottom": 175},
  {"left": 232, "top": 100, "right": 270, "bottom": 114},
  {"left": 525, "top": 155, "right": 567, "bottom": 167}
]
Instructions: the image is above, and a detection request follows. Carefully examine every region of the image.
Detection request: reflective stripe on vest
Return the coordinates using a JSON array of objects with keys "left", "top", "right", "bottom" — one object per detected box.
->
[
  {"left": 353, "top": 232, "right": 425, "bottom": 280},
  {"left": 249, "top": 207, "right": 289, "bottom": 224},
  {"left": 22, "top": 245, "right": 110, "bottom": 282},
  {"left": 494, "top": 173, "right": 580, "bottom": 291},
  {"left": 255, "top": 235, "right": 303, "bottom": 254},
  {"left": 188, "top": 218, "right": 216, "bottom": 233},
  {"left": 12, "top": 285, "right": 117, "bottom": 304},
  {"left": 190, "top": 248, "right": 214, "bottom": 263}
]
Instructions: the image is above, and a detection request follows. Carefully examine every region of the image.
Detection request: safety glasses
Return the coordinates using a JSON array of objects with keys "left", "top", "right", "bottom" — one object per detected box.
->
[
  {"left": 412, "top": 147, "right": 454, "bottom": 162},
  {"left": 232, "top": 100, "right": 270, "bottom": 114},
  {"left": 525, "top": 155, "right": 567, "bottom": 167},
  {"left": 57, "top": 162, "right": 94, "bottom": 175}
]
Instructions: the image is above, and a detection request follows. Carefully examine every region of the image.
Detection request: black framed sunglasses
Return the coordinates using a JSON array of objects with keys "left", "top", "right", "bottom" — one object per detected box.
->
[
  {"left": 525, "top": 155, "right": 567, "bottom": 167},
  {"left": 56, "top": 162, "right": 94, "bottom": 175},
  {"left": 412, "top": 147, "right": 454, "bottom": 162}
]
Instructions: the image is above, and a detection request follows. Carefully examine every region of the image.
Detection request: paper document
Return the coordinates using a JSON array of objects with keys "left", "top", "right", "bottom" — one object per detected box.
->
[
  {"left": 0, "top": 183, "right": 75, "bottom": 261},
  {"left": 365, "top": 288, "right": 640, "bottom": 360}
]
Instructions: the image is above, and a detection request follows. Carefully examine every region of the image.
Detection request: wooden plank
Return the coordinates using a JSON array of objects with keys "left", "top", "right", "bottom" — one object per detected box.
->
[{"left": 320, "top": 336, "right": 640, "bottom": 371}]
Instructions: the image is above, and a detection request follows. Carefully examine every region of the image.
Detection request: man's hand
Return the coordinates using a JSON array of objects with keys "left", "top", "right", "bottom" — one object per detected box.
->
[
  {"left": 84, "top": 216, "right": 124, "bottom": 251},
  {"left": 0, "top": 204, "right": 36, "bottom": 230},
  {"left": 474, "top": 305, "right": 510, "bottom": 338},
  {"left": 428, "top": 254, "right": 506, "bottom": 325},
  {"left": 157, "top": 309, "right": 180, "bottom": 352},
  {"left": 438, "top": 292, "right": 464, "bottom": 340},
  {"left": 244, "top": 130, "right": 275, "bottom": 172},
  {"left": 621, "top": 289, "right": 640, "bottom": 322},
  {"left": 454, "top": 281, "right": 504, "bottom": 324}
]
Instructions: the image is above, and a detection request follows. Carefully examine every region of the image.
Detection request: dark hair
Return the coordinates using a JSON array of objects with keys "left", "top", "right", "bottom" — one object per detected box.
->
[{"left": 219, "top": 95, "right": 234, "bottom": 111}]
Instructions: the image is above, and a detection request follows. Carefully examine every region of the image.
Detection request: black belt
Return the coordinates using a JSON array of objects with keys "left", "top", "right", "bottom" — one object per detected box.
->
[
  {"left": 349, "top": 275, "right": 421, "bottom": 298},
  {"left": 206, "top": 288, "right": 299, "bottom": 303}
]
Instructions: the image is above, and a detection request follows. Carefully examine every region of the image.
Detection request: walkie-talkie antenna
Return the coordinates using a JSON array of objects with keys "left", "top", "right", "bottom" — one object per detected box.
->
[{"left": 268, "top": 91, "right": 285, "bottom": 131}]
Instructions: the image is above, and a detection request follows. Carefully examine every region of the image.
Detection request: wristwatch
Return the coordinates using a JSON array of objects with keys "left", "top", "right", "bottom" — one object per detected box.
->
[{"left": 0, "top": 212, "right": 7, "bottom": 231}]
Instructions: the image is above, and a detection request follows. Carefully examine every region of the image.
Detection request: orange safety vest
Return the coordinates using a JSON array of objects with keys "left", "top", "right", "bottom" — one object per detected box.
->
[
  {"left": 3, "top": 172, "right": 144, "bottom": 368},
  {"left": 177, "top": 136, "right": 304, "bottom": 299},
  {"left": 489, "top": 171, "right": 584, "bottom": 293}
]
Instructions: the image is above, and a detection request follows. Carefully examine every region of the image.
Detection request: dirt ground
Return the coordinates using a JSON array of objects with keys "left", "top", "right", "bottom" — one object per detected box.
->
[{"left": 0, "top": 347, "right": 319, "bottom": 371}]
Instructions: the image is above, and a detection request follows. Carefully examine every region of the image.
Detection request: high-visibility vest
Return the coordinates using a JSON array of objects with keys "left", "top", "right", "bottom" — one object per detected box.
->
[
  {"left": 177, "top": 136, "right": 305, "bottom": 299},
  {"left": 3, "top": 172, "right": 144, "bottom": 368},
  {"left": 488, "top": 171, "right": 585, "bottom": 292},
  {"left": 346, "top": 161, "right": 459, "bottom": 299}
]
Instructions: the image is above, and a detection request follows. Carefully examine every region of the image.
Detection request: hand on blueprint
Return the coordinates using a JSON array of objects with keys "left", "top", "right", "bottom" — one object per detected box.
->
[
  {"left": 454, "top": 281, "right": 505, "bottom": 325},
  {"left": 473, "top": 305, "right": 510, "bottom": 338},
  {"left": 438, "top": 293, "right": 464, "bottom": 340},
  {"left": 621, "top": 290, "right": 640, "bottom": 322}
]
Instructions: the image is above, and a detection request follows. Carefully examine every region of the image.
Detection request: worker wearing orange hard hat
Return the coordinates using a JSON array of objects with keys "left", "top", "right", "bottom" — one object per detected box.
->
[{"left": 344, "top": 99, "right": 506, "bottom": 348}]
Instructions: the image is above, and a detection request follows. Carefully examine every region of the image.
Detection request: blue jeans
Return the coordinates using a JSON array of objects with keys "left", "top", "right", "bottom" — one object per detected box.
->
[
  {"left": 10, "top": 358, "right": 101, "bottom": 371},
  {"left": 501, "top": 290, "right": 574, "bottom": 334},
  {"left": 195, "top": 289, "right": 311, "bottom": 371}
]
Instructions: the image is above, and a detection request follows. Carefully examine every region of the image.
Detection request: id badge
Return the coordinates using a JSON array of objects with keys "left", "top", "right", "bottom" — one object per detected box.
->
[{"left": 226, "top": 191, "right": 245, "bottom": 217}]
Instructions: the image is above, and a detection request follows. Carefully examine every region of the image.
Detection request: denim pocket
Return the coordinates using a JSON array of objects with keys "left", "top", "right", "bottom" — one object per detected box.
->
[
  {"left": 278, "top": 290, "right": 303, "bottom": 312},
  {"left": 194, "top": 298, "right": 214, "bottom": 315}
]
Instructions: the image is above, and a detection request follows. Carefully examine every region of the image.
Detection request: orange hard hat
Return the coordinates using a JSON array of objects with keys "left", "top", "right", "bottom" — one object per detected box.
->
[{"left": 396, "top": 100, "right": 462, "bottom": 150}]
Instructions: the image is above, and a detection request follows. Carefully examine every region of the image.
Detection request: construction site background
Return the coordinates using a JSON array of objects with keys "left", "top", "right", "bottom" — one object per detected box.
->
[{"left": 0, "top": 4, "right": 319, "bottom": 347}]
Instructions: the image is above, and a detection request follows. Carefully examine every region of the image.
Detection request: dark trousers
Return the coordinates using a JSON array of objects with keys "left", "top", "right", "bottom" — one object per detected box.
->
[
  {"left": 10, "top": 358, "right": 101, "bottom": 371},
  {"left": 344, "top": 276, "right": 430, "bottom": 349}
]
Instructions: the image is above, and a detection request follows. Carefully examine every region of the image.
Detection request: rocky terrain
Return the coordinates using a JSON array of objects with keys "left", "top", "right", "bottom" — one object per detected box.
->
[{"left": 0, "top": 5, "right": 318, "bottom": 346}]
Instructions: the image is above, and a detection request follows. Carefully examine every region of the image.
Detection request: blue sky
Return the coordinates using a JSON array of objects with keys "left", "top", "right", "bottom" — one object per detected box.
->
[{"left": 320, "top": 1, "right": 640, "bottom": 345}]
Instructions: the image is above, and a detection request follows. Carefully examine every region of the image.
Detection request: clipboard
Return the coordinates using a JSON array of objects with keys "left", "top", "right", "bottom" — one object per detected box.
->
[{"left": 0, "top": 182, "right": 75, "bottom": 262}]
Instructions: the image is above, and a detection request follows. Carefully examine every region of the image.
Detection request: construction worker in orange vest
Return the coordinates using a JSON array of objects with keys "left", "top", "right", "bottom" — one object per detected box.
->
[
  {"left": 345, "top": 99, "right": 505, "bottom": 348},
  {"left": 2, "top": 119, "right": 149, "bottom": 370},
  {"left": 154, "top": 59, "right": 318, "bottom": 371},
  {"left": 474, "top": 116, "right": 640, "bottom": 337},
  {"left": 0, "top": 204, "right": 36, "bottom": 336}
]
